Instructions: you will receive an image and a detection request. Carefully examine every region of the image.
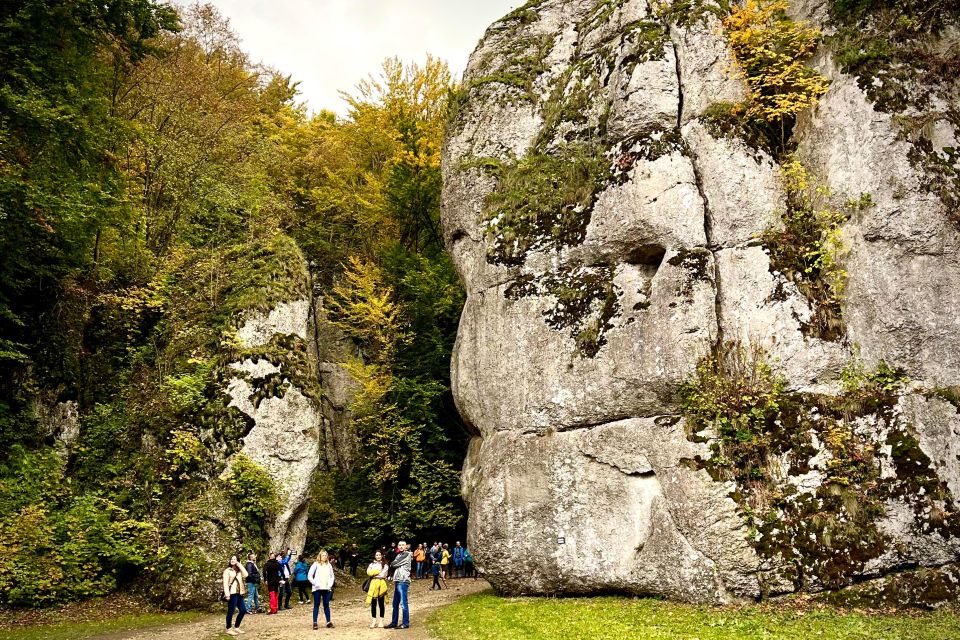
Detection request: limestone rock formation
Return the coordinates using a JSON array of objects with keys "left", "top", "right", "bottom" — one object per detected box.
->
[
  {"left": 227, "top": 298, "right": 321, "bottom": 554},
  {"left": 444, "top": 0, "right": 960, "bottom": 603}
]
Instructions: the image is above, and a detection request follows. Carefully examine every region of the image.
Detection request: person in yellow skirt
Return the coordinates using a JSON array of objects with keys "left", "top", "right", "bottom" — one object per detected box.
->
[{"left": 366, "top": 550, "right": 390, "bottom": 628}]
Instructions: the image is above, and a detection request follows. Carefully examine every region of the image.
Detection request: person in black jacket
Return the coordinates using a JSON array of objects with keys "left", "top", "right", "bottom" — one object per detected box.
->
[
  {"left": 244, "top": 552, "right": 262, "bottom": 613},
  {"left": 264, "top": 553, "right": 282, "bottom": 614}
]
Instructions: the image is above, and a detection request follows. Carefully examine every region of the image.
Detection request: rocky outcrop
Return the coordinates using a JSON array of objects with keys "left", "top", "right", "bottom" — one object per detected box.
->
[
  {"left": 444, "top": 0, "right": 960, "bottom": 603},
  {"left": 226, "top": 298, "right": 321, "bottom": 554}
]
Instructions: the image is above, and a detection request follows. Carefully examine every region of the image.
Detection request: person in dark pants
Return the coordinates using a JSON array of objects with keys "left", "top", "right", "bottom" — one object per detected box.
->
[
  {"left": 281, "top": 549, "right": 294, "bottom": 609},
  {"left": 294, "top": 555, "right": 310, "bottom": 604},
  {"left": 430, "top": 555, "right": 442, "bottom": 590},
  {"left": 309, "top": 549, "right": 336, "bottom": 629},
  {"left": 222, "top": 555, "right": 248, "bottom": 636},
  {"left": 349, "top": 543, "right": 360, "bottom": 577}
]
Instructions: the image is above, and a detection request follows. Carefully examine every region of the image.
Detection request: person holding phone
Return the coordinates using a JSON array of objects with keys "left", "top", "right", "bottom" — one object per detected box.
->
[{"left": 222, "top": 555, "right": 248, "bottom": 636}]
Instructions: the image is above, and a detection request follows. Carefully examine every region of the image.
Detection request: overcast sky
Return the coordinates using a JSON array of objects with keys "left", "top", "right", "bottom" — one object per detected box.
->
[{"left": 206, "top": 0, "right": 521, "bottom": 114}]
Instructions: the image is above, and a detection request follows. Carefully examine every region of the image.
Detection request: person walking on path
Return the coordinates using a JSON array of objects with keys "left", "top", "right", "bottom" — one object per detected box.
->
[
  {"left": 294, "top": 555, "right": 310, "bottom": 604},
  {"left": 244, "top": 553, "right": 261, "bottom": 614},
  {"left": 264, "top": 553, "right": 281, "bottom": 614},
  {"left": 366, "top": 550, "right": 390, "bottom": 628},
  {"left": 385, "top": 541, "right": 412, "bottom": 629},
  {"left": 440, "top": 543, "right": 450, "bottom": 581},
  {"left": 430, "top": 551, "right": 443, "bottom": 590},
  {"left": 413, "top": 544, "right": 426, "bottom": 579},
  {"left": 222, "top": 555, "right": 248, "bottom": 636},
  {"left": 308, "top": 549, "right": 336, "bottom": 629}
]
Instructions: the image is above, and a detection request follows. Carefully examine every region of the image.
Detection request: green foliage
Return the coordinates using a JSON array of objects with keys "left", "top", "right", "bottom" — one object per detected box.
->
[
  {"left": 430, "top": 591, "right": 960, "bottom": 639},
  {"left": 679, "top": 341, "right": 787, "bottom": 482},
  {"left": 0, "top": 496, "right": 158, "bottom": 606},
  {"left": 653, "top": 0, "right": 731, "bottom": 28},
  {"left": 681, "top": 345, "right": 957, "bottom": 592},
  {"left": 223, "top": 454, "right": 280, "bottom": 547},
  {"left": 481, "top": 144, "right": 611, "bottom": 265},
  {"left": 761, "top": 158, "right": 852, "bottom": 341}
]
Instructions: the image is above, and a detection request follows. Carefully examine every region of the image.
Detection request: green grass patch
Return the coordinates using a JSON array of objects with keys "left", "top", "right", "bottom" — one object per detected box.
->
[
  {"left": 0, "top": 611, "right": 204, "bottom": 640},
  {"left": 428, "top": 591, "right": 960, "bottom": 640}
]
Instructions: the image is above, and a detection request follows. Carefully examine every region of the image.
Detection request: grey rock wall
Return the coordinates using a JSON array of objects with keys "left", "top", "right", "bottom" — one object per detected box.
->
[{"left": 444, "top": 0, "right": 960, "bottom": 603}]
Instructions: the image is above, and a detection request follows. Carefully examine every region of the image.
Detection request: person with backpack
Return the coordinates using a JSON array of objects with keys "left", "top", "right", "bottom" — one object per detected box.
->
[
  {"left": 264, "top": 552, "right": 281, "bottom": 614},
  {"left": 294, "top": 555, "right": 310, "bottom": 604},
  {"left": 308, "top": 549, "right": 336, "bottom": 629},
  {"left": 244, "top": 552, "right": 262, "bottom": 614},
  {"left": 365, "top": 550, "right": 389, "bottom": 628},
  {"left": 222, "top": 555, "right": 248, "bottom": 636},
  {"left": 452, "top": 541, "right": 465, "bottom": 578}
]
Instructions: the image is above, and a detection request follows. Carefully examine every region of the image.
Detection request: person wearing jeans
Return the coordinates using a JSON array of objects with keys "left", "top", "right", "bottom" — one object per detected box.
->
[
  {"left": 222, "top": 556, "right": 248, "bottom": 636},
  {"left": 385, "top": 541, "right": 412, "bottom": 629},
  {"left": 308, "top": 549, "right": 336, "bottom": 629},
  {"left": 245, "top": 553, "right": 261, "bottom": 613}
]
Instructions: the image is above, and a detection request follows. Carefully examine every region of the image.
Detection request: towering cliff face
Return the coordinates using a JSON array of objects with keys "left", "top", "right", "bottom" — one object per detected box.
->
[{"left": 443, "top": 0, "right": 960, "bottom": 603}]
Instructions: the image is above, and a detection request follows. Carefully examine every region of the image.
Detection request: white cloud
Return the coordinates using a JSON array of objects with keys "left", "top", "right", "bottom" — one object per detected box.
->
[{"left": 204, "top": 0, "right": 522, "bottom": 114}]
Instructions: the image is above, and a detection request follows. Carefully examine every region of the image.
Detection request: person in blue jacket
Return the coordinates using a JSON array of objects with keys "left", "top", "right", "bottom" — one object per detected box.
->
[
  {"left": 452, "top": 541, "right": 465, "bottom": 578},
  {"left": 294, "top": 555, "right": 311, "bottom": 604}
]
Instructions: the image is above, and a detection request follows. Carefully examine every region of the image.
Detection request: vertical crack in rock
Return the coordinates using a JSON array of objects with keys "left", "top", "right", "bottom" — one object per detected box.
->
[{"left": 669, "top": 33, "right": 724, "bottom": 346}]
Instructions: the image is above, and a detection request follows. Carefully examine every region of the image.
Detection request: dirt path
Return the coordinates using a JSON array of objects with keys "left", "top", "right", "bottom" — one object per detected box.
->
[{"left": 97, "top": 578, "right": 488, "bottom": 640}]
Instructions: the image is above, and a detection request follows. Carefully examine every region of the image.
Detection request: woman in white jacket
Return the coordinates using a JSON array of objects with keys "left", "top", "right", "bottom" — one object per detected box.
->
[
  {"left": 307, "top": 549, "right": 335, "bottom": 629},
  {"left": 222, "top": 556, "right": 248, "bottom": 636}
]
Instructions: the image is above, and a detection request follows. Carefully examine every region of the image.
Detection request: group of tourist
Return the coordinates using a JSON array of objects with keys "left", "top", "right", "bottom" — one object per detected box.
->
[{"left": 222, "top": 540, "right": 473, "bottom": 634}]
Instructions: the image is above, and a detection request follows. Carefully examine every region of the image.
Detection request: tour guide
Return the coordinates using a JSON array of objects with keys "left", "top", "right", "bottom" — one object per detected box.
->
[{"left": 385, "top": 541, "right": 412, "bottom": 629}]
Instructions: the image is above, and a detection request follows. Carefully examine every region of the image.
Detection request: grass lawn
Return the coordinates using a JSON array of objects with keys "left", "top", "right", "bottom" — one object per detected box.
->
[
  {"left": 0, "top": 611, "right": 204, "bottom": 640},
  {"left": 427, "top": 591, "right": 960, "bottom": 640}
]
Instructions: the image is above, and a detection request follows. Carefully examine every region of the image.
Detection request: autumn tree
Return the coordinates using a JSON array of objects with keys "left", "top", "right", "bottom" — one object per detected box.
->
[{"left": 723, "top": 0, "right": 829, "bottom": 150}]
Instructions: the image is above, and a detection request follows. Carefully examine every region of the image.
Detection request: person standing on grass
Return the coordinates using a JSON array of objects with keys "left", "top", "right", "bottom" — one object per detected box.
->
[
  {"left": 308, "top": 549, "right": 336, "bottom": 629},
  {"left": 294, "top": 555, "right": 310, "bottom": 604},
  {"left": 264, "top": 552, "right": 281, "bottom": 614},
  {"left": 366, "top": 550, "right": 390, "bottom": 628},
  {"left": 244, "top": 552, "right": 261, "bottom": 614},
  {"left": 223, "top": 555, "right": 248, "bottom": 636},
  {"left": 385, "top": 540, "right": 412, "bottom": 629}
]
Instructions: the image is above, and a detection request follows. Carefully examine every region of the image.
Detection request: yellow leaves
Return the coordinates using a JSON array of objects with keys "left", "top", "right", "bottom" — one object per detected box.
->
[
  {"left": 723, "top": 0, "right": 829, "bottom": 129},
  {"left": 328, "top": 256, "right": 409, "bottom": 365}
]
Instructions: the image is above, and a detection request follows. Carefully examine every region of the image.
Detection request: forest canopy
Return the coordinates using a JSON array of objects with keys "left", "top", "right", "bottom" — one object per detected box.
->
[{"left": 0, "top": 0, "right": 466, "bottom": 606}]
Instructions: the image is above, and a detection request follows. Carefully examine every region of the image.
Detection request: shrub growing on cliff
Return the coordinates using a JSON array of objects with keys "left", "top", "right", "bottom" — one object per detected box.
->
[
  {"left": 223, "top": 454, "right": 279, "bottom": 546},
  {"left": 679, "top": 341, "right": 787, "bottom": 484},
  {"left": 761, "top": 158, "right": 850, "bottom": 340},
  {"left": 723, "top": 0, "right": 829, "bottom": 152}
]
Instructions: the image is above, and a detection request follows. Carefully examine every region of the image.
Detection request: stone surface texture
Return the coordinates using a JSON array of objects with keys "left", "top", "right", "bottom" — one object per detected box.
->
[{"left": 443, "top": 0, "right": 960, "bottom": 603}]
